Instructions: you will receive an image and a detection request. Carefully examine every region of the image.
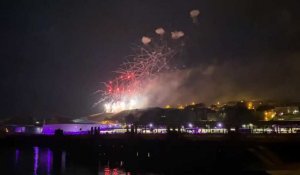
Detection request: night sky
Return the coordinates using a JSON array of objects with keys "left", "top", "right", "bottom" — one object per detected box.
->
[{"left": 1, "top": 0, "right": 299, "bottom": 118}]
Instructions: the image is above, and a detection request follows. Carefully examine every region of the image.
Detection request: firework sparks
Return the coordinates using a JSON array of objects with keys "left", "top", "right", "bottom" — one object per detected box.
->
[
  {"left": 141, "top": 36, "right": 151, "bottom": 45},
  {"left": 155, "top": 27, "right": 165, "bottom": 36},
  {"left": 190, "top": 9, "right": 200, "bottom": 24},
  {"left": 97, "top": 28, "right": 184, "bottom": 113},
  {"left": 171, "top": 31, "right": 184, "bottom": 40}
]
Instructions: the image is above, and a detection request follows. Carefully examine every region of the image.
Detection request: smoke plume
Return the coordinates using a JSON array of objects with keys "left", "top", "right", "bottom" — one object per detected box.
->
[{"left": 141, "top": 52, "right": 300, "bottom": 107}]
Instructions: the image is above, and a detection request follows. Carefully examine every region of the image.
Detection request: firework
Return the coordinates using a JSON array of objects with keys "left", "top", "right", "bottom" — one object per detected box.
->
[
  {"left": 96, "top": 27, "right": 184, "bottom": 113},
  {"left": 190, "top": 9, "right": 200, "bottom": 24}
]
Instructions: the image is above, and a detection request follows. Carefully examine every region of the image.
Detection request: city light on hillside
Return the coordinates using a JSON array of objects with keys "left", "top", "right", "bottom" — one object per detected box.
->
[
  {"left": 247, "top": 102, "right": 254, "bottom": 110},
  {"left": 178, "top": 105, "right": 184, "bottom": 109},
  {"left": 165, "top": 105, "right": 171, "bottom": 109},
  {"left": 264, "top": 111, "right": 276, "bottom": 121}
]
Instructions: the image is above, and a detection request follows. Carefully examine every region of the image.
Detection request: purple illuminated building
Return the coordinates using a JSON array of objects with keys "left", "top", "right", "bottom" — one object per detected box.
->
[{"left": 42, "top": 123, "right": 121, "bottom": 135}]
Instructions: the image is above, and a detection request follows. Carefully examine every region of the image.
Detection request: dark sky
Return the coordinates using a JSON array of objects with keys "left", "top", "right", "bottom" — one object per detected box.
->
[{"left": 0, "top": 0, "right": 299, "bottom": 118}]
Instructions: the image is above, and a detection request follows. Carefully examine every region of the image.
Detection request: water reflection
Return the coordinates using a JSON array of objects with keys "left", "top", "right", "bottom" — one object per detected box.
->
[
  {"left": 104, "top": 167, "right": 130, "bottom": 175},
  {"left": 33, "top": 147, "right": 39, "bottom": 175},
  {"left": 61, "top": 151, "right": 66, "bottom": 173},
  {"left": 10, "top": 147, "right": 132, "bottom": 175},
  {"left": 15, "top": 149, "right": 20, "bottom": 165},
  {"left": 46, "top": 148, "right": 53, "bottom": 175},
  {"left": 1, "top": 145, "right": 268, "bottom": 175}
]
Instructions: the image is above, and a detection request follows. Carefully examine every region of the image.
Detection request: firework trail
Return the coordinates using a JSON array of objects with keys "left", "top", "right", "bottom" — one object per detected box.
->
[
  {"left": 190, "top": 9, "right": 200, "bottom": 24},
  {"left": 97, "top": 27, "right": 184, "bottom": 113}
]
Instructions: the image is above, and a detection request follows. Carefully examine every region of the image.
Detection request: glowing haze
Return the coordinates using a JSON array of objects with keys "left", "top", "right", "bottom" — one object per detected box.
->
[
  {"left": 95, "top": 7, "right": 300, "bottom": 113},
  {"left": 97, "top": 26, "right": 186, "bottom": 113}
]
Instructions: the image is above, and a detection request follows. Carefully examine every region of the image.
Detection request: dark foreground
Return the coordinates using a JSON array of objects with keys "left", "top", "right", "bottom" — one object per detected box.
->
[{"left": 1, "top": 134, "right": 300, "bottom": 175}]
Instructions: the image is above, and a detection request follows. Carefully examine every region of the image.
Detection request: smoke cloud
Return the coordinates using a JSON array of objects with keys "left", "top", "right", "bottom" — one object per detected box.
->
[{"left": 141, "top": 52, "right": 300, "bottom": 107}]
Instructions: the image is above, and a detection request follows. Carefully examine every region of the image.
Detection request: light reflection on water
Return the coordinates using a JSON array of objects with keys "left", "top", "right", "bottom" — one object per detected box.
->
[
  {"left": 33, "top": 146, "right": 39, "bottom": 175},
  {"left": 15, "top": 149, "right": 20, "bottom": 164},
  {"left": 8, "top": 147, "right": 131, "bottom": 175},
  {"left": 46, "top": 148, "right": 53, "bottom": 175},
  {"left": 0, "top": 145, "right": 270, "bottom": 175},
  {"left": 61, "top": 150, "right": 66, "bottom": 173}
]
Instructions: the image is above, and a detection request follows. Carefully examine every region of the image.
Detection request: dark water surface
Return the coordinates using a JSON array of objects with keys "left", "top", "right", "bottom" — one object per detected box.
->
[
  {"left": 0, "top": 147, "right": 130, "bottom": 175},
  {"left": 0, "top": 145, "right": 271, "bottom": 175},
  {"left": 5, "top": 135, "right": 298, "bottom": 174}
]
